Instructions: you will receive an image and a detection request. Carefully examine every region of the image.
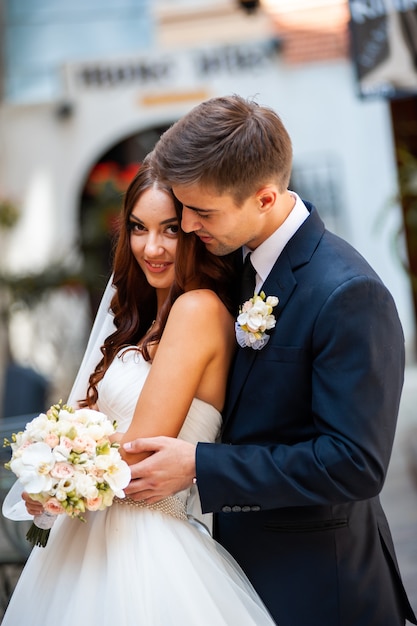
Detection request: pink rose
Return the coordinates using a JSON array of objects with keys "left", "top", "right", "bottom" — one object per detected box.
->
[
  {"left": 72, "top": 436, "right": 96, "bottom": 455},
  {"left": 50, "top": 462, "right": 74, "bottom": 479},
  {"left": 44, "top": 433, "right": 60, "bottom": 448},
  {"left": 89, "top": 466, "right": 104, "bottom": 479},
  {"left": 60, "top": 436, "right": 74, "bottom": 451},
  {"left": 44, "top": 498, "right": 65, "bottom": 515},
  {"left": 86, "top": 496, "right": 103, "bottom": 511}
]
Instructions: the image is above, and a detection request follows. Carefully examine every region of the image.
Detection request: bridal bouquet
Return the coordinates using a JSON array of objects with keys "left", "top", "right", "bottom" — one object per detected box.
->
[{"left": 4, "top": 401, "right": 131, "bottom": 547}]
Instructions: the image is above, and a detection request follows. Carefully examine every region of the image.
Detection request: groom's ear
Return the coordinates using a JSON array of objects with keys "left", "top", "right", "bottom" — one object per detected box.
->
[{"left": 255, "top": 186, "right": 277, "bottom": 214}]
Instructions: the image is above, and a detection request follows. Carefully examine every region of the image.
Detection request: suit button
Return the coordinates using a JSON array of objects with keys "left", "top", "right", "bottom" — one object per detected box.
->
[
  {"left": 241, "top": 506, "right": 251, "bottom": 512},
  {"left": 251, "top": 506, "right": 261, "bottom": 511},
  {"left": 222, "top": 506, "right": 232, "bottom": 513},
  {"left": 232, "top": 505, "right": 242, "bottom": 512}
]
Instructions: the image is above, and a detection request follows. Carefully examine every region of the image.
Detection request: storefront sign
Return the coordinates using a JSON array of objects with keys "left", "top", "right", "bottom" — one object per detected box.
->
[
  {"left": 349, "top": 0, "right": 417, "bottom": 98},
  {"left": 67, "top": 39, "right": 281, "bottom": 92}
]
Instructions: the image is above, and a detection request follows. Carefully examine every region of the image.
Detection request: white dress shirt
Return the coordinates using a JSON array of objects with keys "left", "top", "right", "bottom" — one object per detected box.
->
[{"left": 242, "top": 192, "right": 309, "bottom": 294}]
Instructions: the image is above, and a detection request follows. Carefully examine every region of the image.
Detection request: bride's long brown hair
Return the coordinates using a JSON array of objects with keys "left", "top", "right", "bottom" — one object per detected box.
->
[{"left": 83, "top": 157, "right": 239, "bottom": 407}]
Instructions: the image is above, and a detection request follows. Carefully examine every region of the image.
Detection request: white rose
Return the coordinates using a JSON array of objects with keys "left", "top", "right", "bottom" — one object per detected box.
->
[
  {"left": 24, "top": 413, "right": 50, "bottom": 441},
  {"left": 87, "top": 423, "right": 112, "bottom": 441},
  {"left": 266, "top": 295, "right": 279, "bottom": 307},
  {"left": 74, "top": 408, "right": 109, "bottom": 426},
  {"left": 73, "top": 473, "right": 99, "bottom": 499}
]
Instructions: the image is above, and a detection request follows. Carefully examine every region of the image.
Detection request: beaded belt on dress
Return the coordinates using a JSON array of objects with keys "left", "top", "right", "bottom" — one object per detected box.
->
[{"left": 114, "top": 495, "right": 187, "bottom": 521}]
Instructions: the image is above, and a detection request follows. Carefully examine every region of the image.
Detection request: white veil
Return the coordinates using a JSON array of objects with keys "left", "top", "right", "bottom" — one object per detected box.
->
[
  {"left": 2, "top": 276, "right": 117, "bottom": 521},
  {"left": 67, "top": 276, "right": 116, "bottom": 407}
]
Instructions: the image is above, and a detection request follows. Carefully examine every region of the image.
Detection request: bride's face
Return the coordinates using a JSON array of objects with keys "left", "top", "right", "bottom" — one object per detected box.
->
[{"left": 128, "top": 186, "right": 179, "bottom": 295}]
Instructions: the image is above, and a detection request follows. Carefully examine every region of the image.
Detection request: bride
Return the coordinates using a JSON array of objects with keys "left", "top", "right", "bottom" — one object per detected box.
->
[{"left": 2, "top": 158, "right": 276, "bottom": 625}]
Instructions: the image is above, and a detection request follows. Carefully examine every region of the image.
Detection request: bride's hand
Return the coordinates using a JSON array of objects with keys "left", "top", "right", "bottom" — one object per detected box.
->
[{"left": 22, "top": 492, "right": 44, "bottom": 516}]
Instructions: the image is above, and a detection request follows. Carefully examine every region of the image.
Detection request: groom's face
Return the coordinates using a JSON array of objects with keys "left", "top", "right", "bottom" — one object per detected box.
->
[{"left": 172, "top": 184, "right": 264, "bottom": 256}]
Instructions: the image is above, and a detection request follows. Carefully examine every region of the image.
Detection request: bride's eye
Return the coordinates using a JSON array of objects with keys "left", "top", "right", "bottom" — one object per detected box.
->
[
  {"left": 128, "top": 221, "right": 146, "bottom": 233},
  {"left": 166, "top": 224, "right": 179, "bottom": 235}
]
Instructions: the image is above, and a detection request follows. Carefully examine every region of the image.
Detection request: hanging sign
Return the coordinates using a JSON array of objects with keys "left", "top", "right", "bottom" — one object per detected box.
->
[{"left": 349, "top": 0, "right": 417, "bottom": 98}]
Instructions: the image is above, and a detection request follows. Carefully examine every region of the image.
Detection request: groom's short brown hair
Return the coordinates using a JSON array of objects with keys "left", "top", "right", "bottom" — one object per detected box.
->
[{"left": 151, "top": 94, "right": 293, "bottom": 205}]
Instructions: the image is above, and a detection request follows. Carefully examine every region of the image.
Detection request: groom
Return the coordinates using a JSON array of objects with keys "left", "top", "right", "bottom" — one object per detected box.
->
[{"left": 123, "top": 95, "right": 416, "bottom": 626}]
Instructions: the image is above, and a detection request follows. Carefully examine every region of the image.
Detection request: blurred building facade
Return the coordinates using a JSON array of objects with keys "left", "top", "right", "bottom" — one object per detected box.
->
[{"left": 0, "top": 0, "right": 415, "bottom": 405}]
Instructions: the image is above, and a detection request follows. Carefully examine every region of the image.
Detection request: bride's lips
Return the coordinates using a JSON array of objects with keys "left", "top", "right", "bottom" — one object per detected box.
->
[{"left": 144, "top": 260, "right": 173, "bottom": 273}]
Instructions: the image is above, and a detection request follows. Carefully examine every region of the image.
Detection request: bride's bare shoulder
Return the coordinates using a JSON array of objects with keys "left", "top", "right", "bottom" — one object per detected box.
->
[{"left": 171, "top": 289, "right": 231, "bottom": 320}]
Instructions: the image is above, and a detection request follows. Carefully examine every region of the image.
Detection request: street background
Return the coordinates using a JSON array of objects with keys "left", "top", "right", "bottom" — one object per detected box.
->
[{"left": 381, "top": 362, "right": 417, "bottom": 622}]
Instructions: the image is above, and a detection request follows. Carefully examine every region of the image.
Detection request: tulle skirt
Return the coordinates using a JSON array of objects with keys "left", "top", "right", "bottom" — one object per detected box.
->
[{"left": 2, "top": 501, "right": 275, "bottom": 625}]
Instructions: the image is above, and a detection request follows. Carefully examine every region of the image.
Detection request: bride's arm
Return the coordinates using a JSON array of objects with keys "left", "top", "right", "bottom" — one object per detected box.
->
[{"left": 119, "top": 289, "right": 234, "bottom": 465}]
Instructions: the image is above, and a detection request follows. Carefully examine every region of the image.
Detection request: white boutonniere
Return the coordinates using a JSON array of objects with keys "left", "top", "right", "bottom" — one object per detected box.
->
[{"left": 235, "top": 292, "right": 279, "bottom": 350}]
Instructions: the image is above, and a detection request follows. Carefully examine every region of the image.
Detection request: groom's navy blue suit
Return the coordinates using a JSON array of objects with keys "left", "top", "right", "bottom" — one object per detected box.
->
[{"left": 196, "top": 204, "right": 416, "bottom": 626}]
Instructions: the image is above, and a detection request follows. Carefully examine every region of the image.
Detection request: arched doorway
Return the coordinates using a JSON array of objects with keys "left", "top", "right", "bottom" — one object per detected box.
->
[{"left": 78, "top": 123, "right": 172, "bottom": 314}]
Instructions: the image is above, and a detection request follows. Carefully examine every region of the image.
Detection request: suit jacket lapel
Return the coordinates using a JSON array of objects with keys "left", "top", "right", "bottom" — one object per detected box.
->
[
  {"left": 224, "top": 205, "right": 325, "bottom": 423},
  {"left": 225, "top": 252, "right": 297, "bottom": 420}
]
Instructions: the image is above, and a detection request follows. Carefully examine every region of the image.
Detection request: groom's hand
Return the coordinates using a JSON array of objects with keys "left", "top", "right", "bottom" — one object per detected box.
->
[{"left": 123, "top": 436, "right": 196, "bottom": 503}]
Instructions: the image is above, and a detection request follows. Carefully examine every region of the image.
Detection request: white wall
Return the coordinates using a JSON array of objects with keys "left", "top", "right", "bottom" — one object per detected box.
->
[{"left": 256, "top": 59, "right": 416, "bottom": 357}]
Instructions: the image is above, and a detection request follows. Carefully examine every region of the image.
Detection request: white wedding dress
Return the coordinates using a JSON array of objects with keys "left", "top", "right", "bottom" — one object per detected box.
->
[{"left": 2, "top": 349, "right": 275, "bottom": 625}]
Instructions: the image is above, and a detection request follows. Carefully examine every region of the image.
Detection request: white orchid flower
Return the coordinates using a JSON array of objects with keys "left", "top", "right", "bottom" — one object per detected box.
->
[
  {"left": 10, "top": 442, "right": 55, "bottom": 493},
  {"left": 95, "top": 449, "right": 131, "bottom": 497}
]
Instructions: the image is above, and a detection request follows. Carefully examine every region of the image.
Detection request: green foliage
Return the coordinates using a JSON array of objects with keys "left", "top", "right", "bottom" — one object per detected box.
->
[{"left": 0, "top": 199, "right": 19, "bottom": 230}]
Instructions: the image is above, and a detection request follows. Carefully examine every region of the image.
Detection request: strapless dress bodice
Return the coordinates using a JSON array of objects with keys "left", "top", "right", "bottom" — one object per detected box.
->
[{"left": 97, "top": 347, "right": 222, "bottom": 446}]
